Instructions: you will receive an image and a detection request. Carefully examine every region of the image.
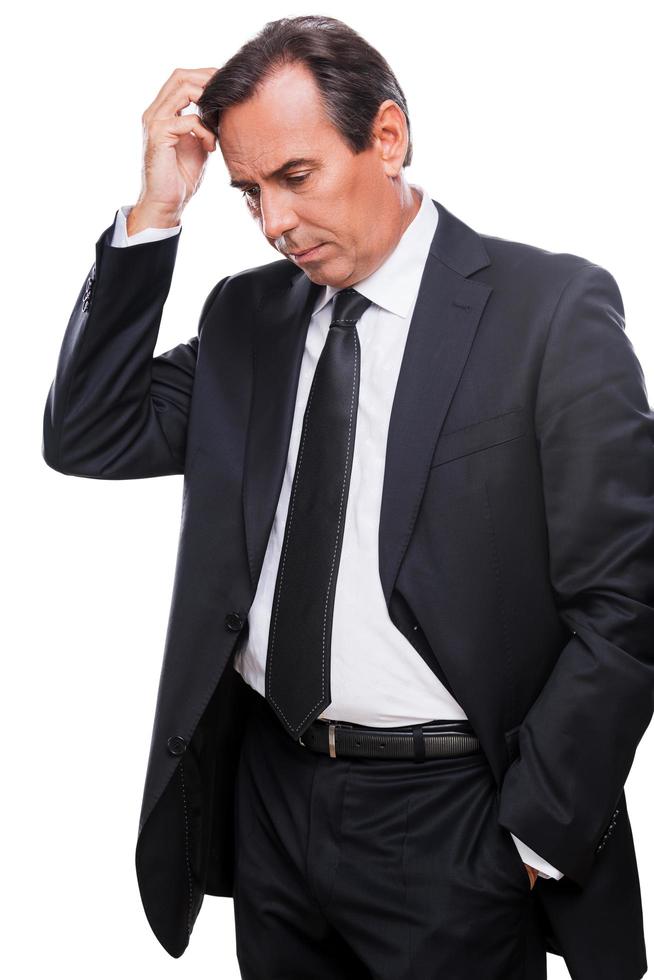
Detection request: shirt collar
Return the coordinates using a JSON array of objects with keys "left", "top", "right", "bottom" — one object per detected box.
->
[{"left": 312, "top": 183, "right": 438, "bottom": 320}]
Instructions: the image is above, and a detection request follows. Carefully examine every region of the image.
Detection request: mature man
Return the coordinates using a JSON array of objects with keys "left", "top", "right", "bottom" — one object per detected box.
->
[{"left": 43, "top": 14, "right": 653, "bottom": 980}]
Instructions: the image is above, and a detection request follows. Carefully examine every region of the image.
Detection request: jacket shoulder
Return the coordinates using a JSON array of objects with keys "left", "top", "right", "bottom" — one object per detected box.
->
[
  {"left": 208, "top": 256, "right": 297, "bottom": 308},
  {"left": 479, "top": 231, "right": 602, "bottom": 287}
]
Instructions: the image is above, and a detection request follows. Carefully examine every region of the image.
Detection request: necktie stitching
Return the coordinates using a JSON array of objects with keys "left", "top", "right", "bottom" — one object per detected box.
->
[{"left": 267, "top": 320, "right": 361, "bottom": 733}]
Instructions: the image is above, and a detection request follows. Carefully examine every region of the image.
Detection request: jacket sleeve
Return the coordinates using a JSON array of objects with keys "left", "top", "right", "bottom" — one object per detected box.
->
[
  {"left": 42, "top": 209, "right": 227, "bottom": 479},
  {"left": 497, "top": 262, "right": 654, "bottom": 886}
]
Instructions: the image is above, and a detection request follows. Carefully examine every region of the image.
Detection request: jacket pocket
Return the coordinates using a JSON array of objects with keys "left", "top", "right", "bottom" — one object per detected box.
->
[
  {"left": 431, "top": 408, "right": 527, "bottom": 468},
  {"left": 504, "top": 724, "right": 521, "bottom": 766}
]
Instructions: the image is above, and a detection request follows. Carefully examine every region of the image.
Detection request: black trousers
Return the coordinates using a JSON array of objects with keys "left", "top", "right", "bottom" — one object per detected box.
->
[{"left": 233, "top": 688, "right": 548, "bottom": 979}]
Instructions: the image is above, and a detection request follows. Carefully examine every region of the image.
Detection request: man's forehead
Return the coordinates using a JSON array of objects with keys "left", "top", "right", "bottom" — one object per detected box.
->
[{"left": 219, "top": 64, "right": 341, "bottom": 183}]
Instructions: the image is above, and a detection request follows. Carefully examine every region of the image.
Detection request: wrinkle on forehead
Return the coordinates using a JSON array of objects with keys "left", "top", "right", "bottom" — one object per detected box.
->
[
  {"left": 218, "top": 63, "right": 344, "bottom": 181},
  {"left": 226, "top": 138, "right": 312, "bottom": 178}
]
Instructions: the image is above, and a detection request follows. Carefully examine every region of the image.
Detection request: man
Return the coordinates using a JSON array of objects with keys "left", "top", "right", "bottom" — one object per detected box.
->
[{"left": 42, "top": 14, "right": 653, "bottom": 980}]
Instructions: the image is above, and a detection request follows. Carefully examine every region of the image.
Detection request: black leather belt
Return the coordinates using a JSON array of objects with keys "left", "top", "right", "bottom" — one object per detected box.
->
[{"left": 298, "top": 718, "right": 481, "bottom": 761}]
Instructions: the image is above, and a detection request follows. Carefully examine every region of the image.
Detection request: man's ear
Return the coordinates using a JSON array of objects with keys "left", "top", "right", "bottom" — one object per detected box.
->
[{"left": 374, "top": 100, "right": 409, "bottom": 177}]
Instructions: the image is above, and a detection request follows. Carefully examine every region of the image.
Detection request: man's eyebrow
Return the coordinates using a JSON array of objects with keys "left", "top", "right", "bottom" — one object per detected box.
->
[{"left": 229, "top": 158, "right": 320, "bottom": 189}]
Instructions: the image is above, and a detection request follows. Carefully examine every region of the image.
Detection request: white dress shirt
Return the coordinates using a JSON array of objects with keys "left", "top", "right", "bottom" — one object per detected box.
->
[{"left": 110, "top": 192, "right": 563, "bottom": 880}]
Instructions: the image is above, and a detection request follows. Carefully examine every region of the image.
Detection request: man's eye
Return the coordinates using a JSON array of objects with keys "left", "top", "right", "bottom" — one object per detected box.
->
[{"left": 241, "top": 173, "right": 309, "bottom": 200}]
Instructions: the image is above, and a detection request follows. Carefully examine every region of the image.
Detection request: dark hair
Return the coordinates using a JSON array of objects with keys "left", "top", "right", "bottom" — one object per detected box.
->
[{"left": 197, "top": 15, "right": 412, "bottom": 167}]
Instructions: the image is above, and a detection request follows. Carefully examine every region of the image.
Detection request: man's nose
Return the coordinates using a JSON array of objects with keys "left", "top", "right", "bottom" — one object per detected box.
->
[{"left": 259, "top": 190, "right": 298, "bottom": 241}]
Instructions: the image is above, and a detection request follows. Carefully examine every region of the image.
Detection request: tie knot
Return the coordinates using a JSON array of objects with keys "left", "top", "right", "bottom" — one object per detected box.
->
[{"left": 330, "top": 288, "right": 372, "bottom": 328}]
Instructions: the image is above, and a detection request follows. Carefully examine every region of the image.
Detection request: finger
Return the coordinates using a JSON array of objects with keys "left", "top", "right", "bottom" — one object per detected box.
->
[
  {"left": 144, "top": 68, "right": 217, "bottom": 121},
  {"left": 150, "top": 113, "right": 217, "bottom": 152},
  {"left": 143, "top": 82, "right": 207, "bottom": 128},
  {"left": 171, "top": 82, "right": 210, "bottom": 118},
  {"left": 145, "top": 77, "right": 211, "bottom": 121}
]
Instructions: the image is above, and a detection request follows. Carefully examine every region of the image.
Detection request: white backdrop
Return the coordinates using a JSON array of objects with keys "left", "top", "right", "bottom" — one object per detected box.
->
[{"left": 4, "top": 0, "right": 653, "bottom": 976}]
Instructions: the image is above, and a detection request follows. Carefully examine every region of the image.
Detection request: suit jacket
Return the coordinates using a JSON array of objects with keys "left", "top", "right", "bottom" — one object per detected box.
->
[{"left": 43, "top": 200, "right": 654, "bottom": 977}]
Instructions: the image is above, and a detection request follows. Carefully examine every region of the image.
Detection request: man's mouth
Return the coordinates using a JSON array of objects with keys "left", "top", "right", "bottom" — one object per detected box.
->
[{"left": 289, "top": 243, "right": 325, "bottom": 263}]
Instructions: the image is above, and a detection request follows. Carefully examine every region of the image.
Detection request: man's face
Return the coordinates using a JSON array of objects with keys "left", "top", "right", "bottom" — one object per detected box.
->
[{"left": 218, "top": 62, "right": 399, "bottom": 288}]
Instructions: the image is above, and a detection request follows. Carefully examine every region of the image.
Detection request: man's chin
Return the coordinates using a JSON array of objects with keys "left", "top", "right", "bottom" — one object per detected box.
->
[
  {"left": 293, "top": 251, "right": 329, "bottom": 279},
  {"left": 301, "top": 261, "right": 355, "bottom": 289},
  {"left": 301, "top": 268, "right": 332, "bottom": 285}
]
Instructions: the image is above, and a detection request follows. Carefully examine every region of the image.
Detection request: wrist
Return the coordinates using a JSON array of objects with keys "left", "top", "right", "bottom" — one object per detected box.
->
[{"left": 127, "top": 202, "right": 182, "bottom": 236}]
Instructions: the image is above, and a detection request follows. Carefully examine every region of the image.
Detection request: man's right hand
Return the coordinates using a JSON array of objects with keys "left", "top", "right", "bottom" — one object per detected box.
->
[{"left": 128, "top": 67, "right": 219, "bottom": 236}]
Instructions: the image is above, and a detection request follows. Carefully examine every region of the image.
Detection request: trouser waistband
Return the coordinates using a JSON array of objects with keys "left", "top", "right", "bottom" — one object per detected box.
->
[{"left": 299, "top": 716, "right": 480, "bottom": 761}]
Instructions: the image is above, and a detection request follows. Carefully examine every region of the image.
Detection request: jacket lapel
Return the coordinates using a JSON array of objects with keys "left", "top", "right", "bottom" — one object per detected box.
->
[
  {"left": 378, "top": 232, "right": 492, "bottom": 605},
  {"left": 243, "top": 270, "right": 322, "bottom": 589},
  {"left": 243, "top": 200, "right": 493, "bottom": 606}
]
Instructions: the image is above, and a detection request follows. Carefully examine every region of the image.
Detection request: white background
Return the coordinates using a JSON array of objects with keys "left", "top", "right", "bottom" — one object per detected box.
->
[{"left": 4, "top": 0, "right": 653, "bottom": 976}]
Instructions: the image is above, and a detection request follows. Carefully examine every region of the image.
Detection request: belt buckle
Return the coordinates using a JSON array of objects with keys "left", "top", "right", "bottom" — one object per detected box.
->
[
  {"left": 329, "top": 722, "right": 337, "bottom": 758},
  {"left": 298, "top": 719, "right": 336, "bottom": 759},
  {"left": 298, "top": 721, "right": 338, "bottom": 756}
]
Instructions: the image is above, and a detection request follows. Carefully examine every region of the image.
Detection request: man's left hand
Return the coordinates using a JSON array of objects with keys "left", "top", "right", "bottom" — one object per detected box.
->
[{"left": 524, "top": 864, "right": 539, "bottom": 890}]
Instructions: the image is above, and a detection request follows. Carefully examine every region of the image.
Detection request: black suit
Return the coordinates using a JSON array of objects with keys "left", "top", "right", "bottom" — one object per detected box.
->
[{"left": 43, "top": 200, "right": 653, "bottom": 977}]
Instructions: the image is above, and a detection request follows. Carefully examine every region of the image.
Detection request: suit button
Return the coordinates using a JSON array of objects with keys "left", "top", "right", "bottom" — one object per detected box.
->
[
  {"left": 82, "top": 274, "right": 94, "bottom": 312},
  {"left": 225, "top": 611, "right": 245, "bottom": 632},
  {"left": 167, "top": 735, "right": 187, "bottom": 756}
]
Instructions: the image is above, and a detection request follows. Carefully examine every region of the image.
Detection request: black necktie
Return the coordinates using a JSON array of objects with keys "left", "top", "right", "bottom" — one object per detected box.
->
[{"left": 265, "top": 287, "right": 373, "bottom": 740}]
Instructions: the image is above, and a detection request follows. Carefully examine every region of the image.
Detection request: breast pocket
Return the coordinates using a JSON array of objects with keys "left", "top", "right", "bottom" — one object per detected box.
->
[{"left": 430, "top": 408, "right": 528, "bottom": 468}]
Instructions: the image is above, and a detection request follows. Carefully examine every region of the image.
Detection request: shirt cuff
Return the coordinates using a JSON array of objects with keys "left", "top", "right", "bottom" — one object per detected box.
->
[
  {"left": 510, "top": 833, "right": 564, "bottom": 880},
  {"left": 110, "top": 205, "right": 182, "bottom": 247}
]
